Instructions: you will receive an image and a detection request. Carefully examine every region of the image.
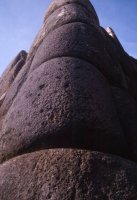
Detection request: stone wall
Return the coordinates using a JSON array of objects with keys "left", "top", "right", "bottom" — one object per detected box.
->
[{"left": 0, "top": 0, "right": 137, "bottom": 199}]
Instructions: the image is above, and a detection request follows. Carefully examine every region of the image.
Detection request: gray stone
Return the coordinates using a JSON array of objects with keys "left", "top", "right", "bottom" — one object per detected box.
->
[
  {"left": 30, "top": 23, "right": 109, "bottom": 74},
  {"left": 0, "top": 0, "right": 137, "bottom": 199},
  {"left": 0, "top": 50, "right": 27, "bottom": 98},
  {"left": 44, "top": 0, "right": 99, "bottom": 25},
  {"left": 0, "top": 58, "right": 126, "bottom": 163},
  {"left": 28, "top": 3, "right": 99, "bottom": 62},
  {"left": 0, "top": 149, "right": 137, "bottom": 200}
]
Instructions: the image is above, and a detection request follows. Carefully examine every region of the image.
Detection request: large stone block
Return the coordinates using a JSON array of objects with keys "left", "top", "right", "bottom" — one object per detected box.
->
[
  {"left": 0, "top": 149, "right": 137, "bottom": 200},
  {"left": 0, "top": 58, "right": 126, "bottom": 163},
  {"left": 44, "top": 0, "right": 99, "bottom": 25},
  {"left": 30, "top": 23, "right": 107, "bottom": 72}
]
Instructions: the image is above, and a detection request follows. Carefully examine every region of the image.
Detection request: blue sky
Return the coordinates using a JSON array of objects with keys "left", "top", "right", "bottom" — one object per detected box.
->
[{"left": 0, "top": 0, "right": 137, "bottom": 75}]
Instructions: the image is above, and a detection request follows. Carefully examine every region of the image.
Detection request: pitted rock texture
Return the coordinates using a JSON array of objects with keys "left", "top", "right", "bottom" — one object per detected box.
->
[
  {"left": 44, "top": 0, "right": 99, "bottom": 23},
  {"left": 0, "top": 58, "right": 127, "bottom": 163},
  {"left": 1, "top": 149, "right": 137, "bottom": 200},
  {"left": 0, "top": 0, "right": 137, "bottom": 199},
  {"left": 28, "top": 1, "right": 99, "bottom": 61}
]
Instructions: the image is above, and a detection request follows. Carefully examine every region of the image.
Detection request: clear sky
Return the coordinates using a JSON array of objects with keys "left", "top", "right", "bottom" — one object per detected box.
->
[{"left": 0, "top": 0, "right": 137, "bottom": 75}]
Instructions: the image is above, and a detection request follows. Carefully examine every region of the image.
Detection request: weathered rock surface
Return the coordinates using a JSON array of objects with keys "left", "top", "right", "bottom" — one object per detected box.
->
[
  {"left": 0, "top": 58, "right": 127, "bottom": 163},
  {"left": 44, "top": 0, "right": 99, "bottom": 24},
  {"left": 0, "top": 50, "right": 27, "bottom": 106},
  {"left": 28, "top": 1, "right": 99, "bottom": 61},
  {"left": 0, "top": 0, "right": 137, "bottom": 199},
  {"left": 1, "top": 149, "right": 137, "bottom": 200}
]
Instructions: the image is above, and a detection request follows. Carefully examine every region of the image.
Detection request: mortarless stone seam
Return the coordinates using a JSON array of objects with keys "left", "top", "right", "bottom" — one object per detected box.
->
[
  {"left": 29, "top": 22, "right": 106, "bottom": 69},
  {"left": 27, "top": 21, "right": 100, "bottom": 66},
  {"left": 44, "top": 2, "right": 99, "bottom": 24},
  {"left": 27, "top": 10, "right": 100, "bottom": 65},
  {"left": 44, "top": 1, "right": 99, "bottom": 25},
  {"left": 27, "top": 1, "right": 99, "bottom": 63},
  {"left": 0, "top": 148, "right": 134, "bottom": 166},
  {"left": 28, "top": 21, "right": 128, "bottom": 91}
]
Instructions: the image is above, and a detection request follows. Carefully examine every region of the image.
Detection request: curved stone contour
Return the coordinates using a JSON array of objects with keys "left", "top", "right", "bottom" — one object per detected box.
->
[
  {"left": 44, "top": 0, "right": 100, "bottom": 25},
  {"left": 0, "top": 0, "right": 137, "bottom": 199},
  {"left": 0, "top": 149, "right": 137, "bottom": 200},
  {"left": 28, "top": 1, "right": 99, "bottom": 60},
  {"left": 0, "top": 50, "right": 27, "bottom": 104},
  {"left": 0, "top": 58, "right": 126, "bottom": 162}
]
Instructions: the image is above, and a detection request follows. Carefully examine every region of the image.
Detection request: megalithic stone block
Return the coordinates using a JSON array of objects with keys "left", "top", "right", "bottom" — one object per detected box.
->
[
  {"left": 0, "top": 57, "right": 127, "bottom": 163},
  {"left": 44, "top": 0, "right": 99, "bottom": 24},
  {"left": 1, "top": 149, "right": 137, "bottom": 200}
]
